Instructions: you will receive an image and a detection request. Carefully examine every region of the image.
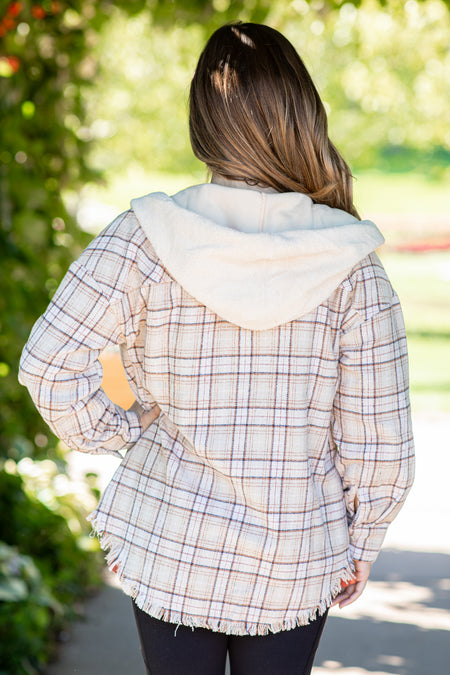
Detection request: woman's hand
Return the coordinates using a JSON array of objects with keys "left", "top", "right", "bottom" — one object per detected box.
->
[
  {"left": 128, "top": 400, "right": 161, "bottom": 432},
  {"left": 140, "top": 405, "right": 161, "bottom": 430},
  {"left": 332, "top": 560, "right": 372, "bottom": 609}
]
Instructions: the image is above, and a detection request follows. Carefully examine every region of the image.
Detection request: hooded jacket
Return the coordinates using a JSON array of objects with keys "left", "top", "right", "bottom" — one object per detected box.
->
[{"left": 19, "top": 181, "right": 414, "bottom": 635}]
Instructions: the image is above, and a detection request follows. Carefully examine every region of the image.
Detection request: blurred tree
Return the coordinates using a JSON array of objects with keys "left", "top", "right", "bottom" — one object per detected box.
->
[
  {"left": 0, "top": 1, "right": 171, "bottom": 464},
  {"left": 85, "top": 0, "right": 450, "bottom": 182}
]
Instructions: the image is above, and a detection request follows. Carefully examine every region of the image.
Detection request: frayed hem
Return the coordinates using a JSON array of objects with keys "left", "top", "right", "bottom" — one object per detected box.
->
[{"left": 88, "top": 514, "right": 355, "bottom": 636}]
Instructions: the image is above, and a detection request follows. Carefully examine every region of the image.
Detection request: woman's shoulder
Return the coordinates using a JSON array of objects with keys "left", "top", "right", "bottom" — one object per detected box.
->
[
  {"left": 330, "top": 251, "right": 398, "bottom": 326},
  {"left": 74, "top": 209, "right": 167, "bottom": 299}
]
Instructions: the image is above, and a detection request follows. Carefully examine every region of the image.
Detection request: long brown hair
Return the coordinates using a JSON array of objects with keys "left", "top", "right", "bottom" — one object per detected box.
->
[{"left": 189, "top": 22, "right": 359, "bottom": 218}]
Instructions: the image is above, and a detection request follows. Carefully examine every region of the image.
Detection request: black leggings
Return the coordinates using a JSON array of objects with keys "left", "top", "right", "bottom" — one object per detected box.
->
[{"left": 132, "top": 602, "right": 327, "bottom": 675}]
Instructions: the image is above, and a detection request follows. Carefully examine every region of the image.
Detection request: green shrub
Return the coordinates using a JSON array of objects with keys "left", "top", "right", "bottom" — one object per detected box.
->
[
  {"left": 0, "top": 466, "right": 103, "bottom": 674},
  {"left": 0, "top": 541, "right": 61, "bottom": 675}
]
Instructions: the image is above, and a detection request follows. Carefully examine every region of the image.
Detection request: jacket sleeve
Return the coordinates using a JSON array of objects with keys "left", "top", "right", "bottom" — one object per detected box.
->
[
  {"left": 18, "top": 260, "right": 142, "bottom": 457},
  {"left": 332, "top": 285, "right": 415, "bottom": 562}
]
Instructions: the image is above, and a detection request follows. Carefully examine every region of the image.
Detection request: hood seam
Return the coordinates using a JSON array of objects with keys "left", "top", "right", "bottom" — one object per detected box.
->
[{"left": 258, "top": 192, "right": 266, "bottom": 233}]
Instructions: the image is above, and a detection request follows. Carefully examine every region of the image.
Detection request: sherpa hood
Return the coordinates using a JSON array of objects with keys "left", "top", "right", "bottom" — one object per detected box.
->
[{"left": 131, "top": 182, "right": 384, "bottom": 330}]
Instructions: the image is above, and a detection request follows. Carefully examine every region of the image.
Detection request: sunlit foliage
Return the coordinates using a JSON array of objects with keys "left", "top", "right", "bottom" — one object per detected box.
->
[{"left": 86, "top": 0, "right": 450, "bottom": 178}]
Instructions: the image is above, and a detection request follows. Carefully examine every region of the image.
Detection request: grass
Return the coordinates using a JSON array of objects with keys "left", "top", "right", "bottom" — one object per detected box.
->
[
  {"left": 355, "top": 174, "right": 450, "bottom": 416},
  {"left": 81, "top": 168, "right": 450, "bottom": 218},
  {"left": 380, "top": 251, "right": 450, "bottom": 415},
  {"left": 380, "top": 252, "right": 450, "bottom": 334},
  {"left": 354, "top": 170, "right": 450, "bottom": 216}
]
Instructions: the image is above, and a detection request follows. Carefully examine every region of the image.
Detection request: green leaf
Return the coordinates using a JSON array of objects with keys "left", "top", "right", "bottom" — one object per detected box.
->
[{"left": 0, "top": 577, "right": 28, "bottom": 602}]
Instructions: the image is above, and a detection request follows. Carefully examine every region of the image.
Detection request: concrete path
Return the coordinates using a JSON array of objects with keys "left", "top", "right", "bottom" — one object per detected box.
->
[
  {"left": 47, "top": 415, "right": 450, "bottom": 674},
  {"left": 46, "top": 575, "right": 145, "bottom": 675}
]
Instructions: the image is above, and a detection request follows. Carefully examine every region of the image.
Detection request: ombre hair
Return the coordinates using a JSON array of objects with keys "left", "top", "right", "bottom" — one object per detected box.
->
[{"left": 189, "top": 22, "right": 359, "bottom": 218}]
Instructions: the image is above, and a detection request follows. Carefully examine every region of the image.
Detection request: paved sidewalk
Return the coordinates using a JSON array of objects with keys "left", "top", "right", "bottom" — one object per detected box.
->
[
  {"left": 47, "top": 416, "right": 450, "bottom": 674},
  {"left": 47, "top": 575, "right": 145, "bottom": 675}
]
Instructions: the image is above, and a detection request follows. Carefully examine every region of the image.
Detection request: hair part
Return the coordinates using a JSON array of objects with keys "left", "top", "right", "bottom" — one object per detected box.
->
[{"left": 189, "top": 22, "right": 359, "bottom": 218}]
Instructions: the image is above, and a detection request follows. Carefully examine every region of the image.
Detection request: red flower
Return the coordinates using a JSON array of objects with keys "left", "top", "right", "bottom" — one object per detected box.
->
[
  {"left": 7, "top": 2, "right": 23, "bottom": 17},
  {"left": 2, "top": 16, "right": 16, "bottom": 30},
  {"left": 7, "top": 55, "right": 20, "bottom": 72},
  {"left": 31, "top": 5, "right": 46, "bottom": 20},
  {"left": 0, "top": 55, "right": 21, "bottom": 74}
]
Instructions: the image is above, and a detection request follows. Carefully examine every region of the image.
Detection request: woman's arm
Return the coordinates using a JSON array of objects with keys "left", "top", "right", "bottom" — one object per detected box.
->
[
  {"left": 332, "top": 286, "right": 415, "bottom": 563},
  {"left": 19, "top": 260, "right": 146, "bottom": 456}
]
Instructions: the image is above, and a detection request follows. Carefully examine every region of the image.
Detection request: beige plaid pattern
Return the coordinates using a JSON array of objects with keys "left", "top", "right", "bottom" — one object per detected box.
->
[{"left": 19, "top": 210, "right": 414, "bottom": 635}]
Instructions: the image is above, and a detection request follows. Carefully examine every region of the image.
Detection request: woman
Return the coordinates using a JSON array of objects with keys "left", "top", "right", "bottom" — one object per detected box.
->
[{"left": 19, "top": 22, "right": 414, "bottom": 675}]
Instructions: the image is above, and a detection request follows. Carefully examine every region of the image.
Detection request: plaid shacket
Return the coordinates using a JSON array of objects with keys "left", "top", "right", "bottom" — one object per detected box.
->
[{"left": 19, "top": 195, "right": 414, "bottom": 635}]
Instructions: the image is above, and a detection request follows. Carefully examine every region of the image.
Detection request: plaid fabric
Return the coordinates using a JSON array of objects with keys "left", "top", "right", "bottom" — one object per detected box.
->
[{"left": 19, "top": 209, "right": 414, "bottom": 635}]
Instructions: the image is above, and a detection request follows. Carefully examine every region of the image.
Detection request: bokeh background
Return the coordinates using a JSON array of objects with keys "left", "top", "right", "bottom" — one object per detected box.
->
[{"left": 0, "top": 1, "right": 449, "bottom": 673}]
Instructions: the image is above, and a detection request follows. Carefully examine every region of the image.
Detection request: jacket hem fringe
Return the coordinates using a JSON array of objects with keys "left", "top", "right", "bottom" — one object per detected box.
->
[{"left": 88, "top": 514, "right": 356, "bottom": 636}]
